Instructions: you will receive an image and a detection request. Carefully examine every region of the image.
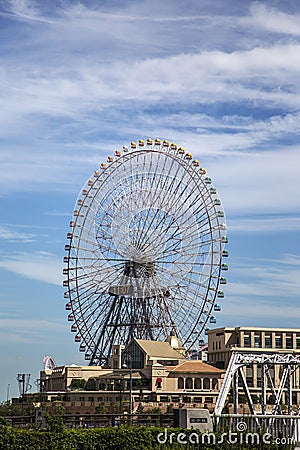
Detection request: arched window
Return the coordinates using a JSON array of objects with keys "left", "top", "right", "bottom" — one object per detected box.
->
[
  {"left": 178, "top": 377, "right": 184, "bottom": 389},
  {"left": 203, "top": 378, "right": 210, "bottom": 390},
  {"left": 185, "top": 377, "right": 193, "bottom": 389},
  {"left": 212, "top": 378, "right": 218, "bottom": 390},
  {"left": 194, "top": 378, "right": 201, "bottom": 389}
]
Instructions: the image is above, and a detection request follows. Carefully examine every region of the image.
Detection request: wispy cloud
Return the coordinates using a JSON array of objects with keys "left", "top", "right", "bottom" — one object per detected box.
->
[
  {"left": 249, "top": 3, "right": 300, "bottom": 36},
  {"left": 1, "top": 0, "right": 54, "bottom": 22},
  {"left": 228, "top": 216, "right": 300, "bottom": 233},
  {"left": 226, "top": 254, "right": 300, "bottom": 298},
  {"left": 0, "top": 317, "right": 65, "bottom": 344},
  {"left": 220, "top": 295, "right": 300, "bottom": 326},
  {"left": 0, "top": 251, "right": 62, "bottom": 285},
  {"left": 217, "top": 253, "right": 300, "bottom": 327},
  {"left": 0, "top": 225, "right": 35, "bottom": 242}
]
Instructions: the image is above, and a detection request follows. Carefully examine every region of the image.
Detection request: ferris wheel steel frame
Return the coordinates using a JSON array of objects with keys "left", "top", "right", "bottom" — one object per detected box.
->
[{"left": 63, "top": 139, "right": 228, "bottom": 366}]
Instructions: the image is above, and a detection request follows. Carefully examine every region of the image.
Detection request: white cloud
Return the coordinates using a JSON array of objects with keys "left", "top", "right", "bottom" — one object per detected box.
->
[
  {"left": 249, "top": 3, "right": 300, "bottom": 36},
  {"left": 228, "top": 216, "right": 300, "bottom": 233},
  {"left": 216, "top": 253, "right": 300, "bottom": 326},
  {"left": 0, "top": 251, "right": 62, "bottom": 285},
  {"left": 0, "top": 225, "right": 35, "bottom": 242},
  {"left": 2, "top": 0, "right": 53, "bottom": 22},
  {"left": 219, "top": 295, "right": 300, "bottom": 324},
  {"left": 226, "top": 255, "right": 300, "bottom": 299},
  {"left": 209, "top": 146, "right": 300, "bottom": 215}
]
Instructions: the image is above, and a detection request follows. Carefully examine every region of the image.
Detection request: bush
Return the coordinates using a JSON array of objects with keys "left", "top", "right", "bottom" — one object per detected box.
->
[
  {"left": 0, "top": 425, "right": 293, "bottom": 449},
  {"left": 44, "top": 404, "right": 65, "bottom": 433}
]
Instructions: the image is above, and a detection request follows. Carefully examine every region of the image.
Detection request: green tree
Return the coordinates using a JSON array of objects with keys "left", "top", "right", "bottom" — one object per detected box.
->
[
  {"left": 95, "top": 405, "right": 108, "bottom": 414},
  {"left": 44, "top": 404, "right": 65, "bottom": 433},
  {"left": 166, "top": 404, "right": 174, "bottom": 413},
  {"left": 69, "top": 378, "right": 87, "bottom": 390}
]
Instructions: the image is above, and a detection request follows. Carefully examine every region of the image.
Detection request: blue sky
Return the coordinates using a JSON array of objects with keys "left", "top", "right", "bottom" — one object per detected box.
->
[{"left": 0, "top": 0, "right": 300, "bottom": 400}]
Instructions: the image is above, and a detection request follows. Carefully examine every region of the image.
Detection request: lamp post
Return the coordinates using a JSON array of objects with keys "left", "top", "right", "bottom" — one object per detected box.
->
[
  {"left": 122, "top": 355, "right": 133, "bottom": 421},
  {"left": 6, "top": 384, "right": 10, "bottom": 403},
  {"left": 129, "top": 364, "right": 133, "bottom": 419}
]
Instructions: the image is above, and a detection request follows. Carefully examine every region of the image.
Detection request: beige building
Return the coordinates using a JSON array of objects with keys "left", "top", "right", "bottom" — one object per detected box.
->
[
  {"left": 208, "top": 326, "right": 300, "bottom": 367},
  {"left": 207, "top": 326, "right": 300, "bottom": 405},
  {"left": 39, "top": 335, "right": 224, "bottom": 413},
  {"left": 37, "top": 326, "right": 300, "bottom": 415}
]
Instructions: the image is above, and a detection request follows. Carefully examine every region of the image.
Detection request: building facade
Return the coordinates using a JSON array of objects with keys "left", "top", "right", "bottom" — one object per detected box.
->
[
  {"left": 207, "top": 326, "right": 300, "bottom": 406},
  {"left": 31, "top": 326, "right": 300, "bottom": 415},
  {"left": 39, "top": 336, "right": 224, "bottom": 414}
]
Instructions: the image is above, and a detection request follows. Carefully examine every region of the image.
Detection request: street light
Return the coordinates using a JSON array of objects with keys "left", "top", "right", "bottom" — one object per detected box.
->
[
  {"left": 122, "top": 360, "right": 133, "bottom": 419},
  {"left": 6, "top": 384, "right": 10, "bottom": 403}
]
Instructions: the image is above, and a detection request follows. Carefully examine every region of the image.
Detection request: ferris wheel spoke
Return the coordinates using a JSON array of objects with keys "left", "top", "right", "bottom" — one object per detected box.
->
[
  {"left": 133, "top": 154, "right": 189, "bottom": 250},
  {"left": 132, "top": 154, "right": 166, "bottom": 247},
  {"left": 132, "top": 174, "right": 160, "bottom": 246},
  {"left": 135, "top": 175, "right": 191, "bottom": 249}
]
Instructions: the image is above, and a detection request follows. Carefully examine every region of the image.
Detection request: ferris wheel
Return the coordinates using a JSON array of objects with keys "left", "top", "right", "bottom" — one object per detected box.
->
[{"left": 63, "top": 138, "right": 228, "bottom": 365}]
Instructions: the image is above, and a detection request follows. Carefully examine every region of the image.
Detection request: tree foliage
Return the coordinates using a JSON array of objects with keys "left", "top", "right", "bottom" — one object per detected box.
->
[{"left": 69, "top": 378, "right": 87, "bottom": 390}]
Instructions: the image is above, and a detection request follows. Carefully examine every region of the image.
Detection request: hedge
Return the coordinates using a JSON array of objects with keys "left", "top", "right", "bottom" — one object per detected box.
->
[{"left": 0, "top": 425, "right": 293, "bottom": 449}]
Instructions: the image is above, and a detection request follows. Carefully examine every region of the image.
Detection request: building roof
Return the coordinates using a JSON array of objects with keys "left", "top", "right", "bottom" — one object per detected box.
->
[
  {"left": 135, "top": 339, "right": 186, "bottom": 360},
  {"left": 166, "top": 360, "right": 224, "bottom": 374},
  {"left": 207, "top": 326, "right": 300, "bottom": 333},
  {"left": 95, "top": 371, "right": 142, "bottom": 379}
]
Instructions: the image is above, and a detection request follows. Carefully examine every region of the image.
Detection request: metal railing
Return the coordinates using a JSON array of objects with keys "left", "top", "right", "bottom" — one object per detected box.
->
[{"left": 213, "top": 413, "right": 300, "bottom": 444}]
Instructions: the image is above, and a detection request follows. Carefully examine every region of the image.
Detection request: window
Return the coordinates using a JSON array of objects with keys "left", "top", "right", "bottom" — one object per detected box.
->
[
  {"left": 88, "top": 397, "right": 94, "bottom": 402},
  {"left": 193, "top": 397, "right": 202, "bottom": 403},
  {"left": 178, "top": 377, "right": 184, "bottom": 389},
  {"left": 204, "top": 397, "right": 213, "bottom": 403},
  {"left": 244, "top": 334, "right": 251, "bottom": 347},
  {"left": 212, "top": 378, "right": 218, "bottom": 390},
  {"left": 275, "top": 335, "right": 282, "bottom": 348},
  {"left": 296, "top": 334, "right": 300, "bottom": 349},
  {"left": 121, "top": 342, "right": 144, "bottom": 369},
  {"left": 171, "top": 396, "right": 180, "bottom": 402},
  {"left": 160, "top": 396, "right": 169, "bottom": 402},
  {"left": 254, "top": 335, "right": 261, "bottom": 348},
  {"left": 79, "top": 397, "right": 85, "bottom": 402},
  {"left": 265, "top": 335, "right": 272, "bottom": 348},
  {"left": 286, "top": 334, "right": 293, "bottom": 349},
  {"left": 185, "top": 377, "right": 193, "bottom": 389},
  {"left": 246, "top": 377, "right": 253, "bottom": 387},
  {"left": 194, "top": 378, "right": 201, "bottom": 389},
  {"left": 203, "top": 378, "right": 210, "bottom": 390}
]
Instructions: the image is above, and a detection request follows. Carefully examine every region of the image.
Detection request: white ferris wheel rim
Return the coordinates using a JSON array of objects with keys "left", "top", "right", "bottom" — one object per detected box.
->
[{"left": 63, "top": 139, "right": 227, "bottom": 364}]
